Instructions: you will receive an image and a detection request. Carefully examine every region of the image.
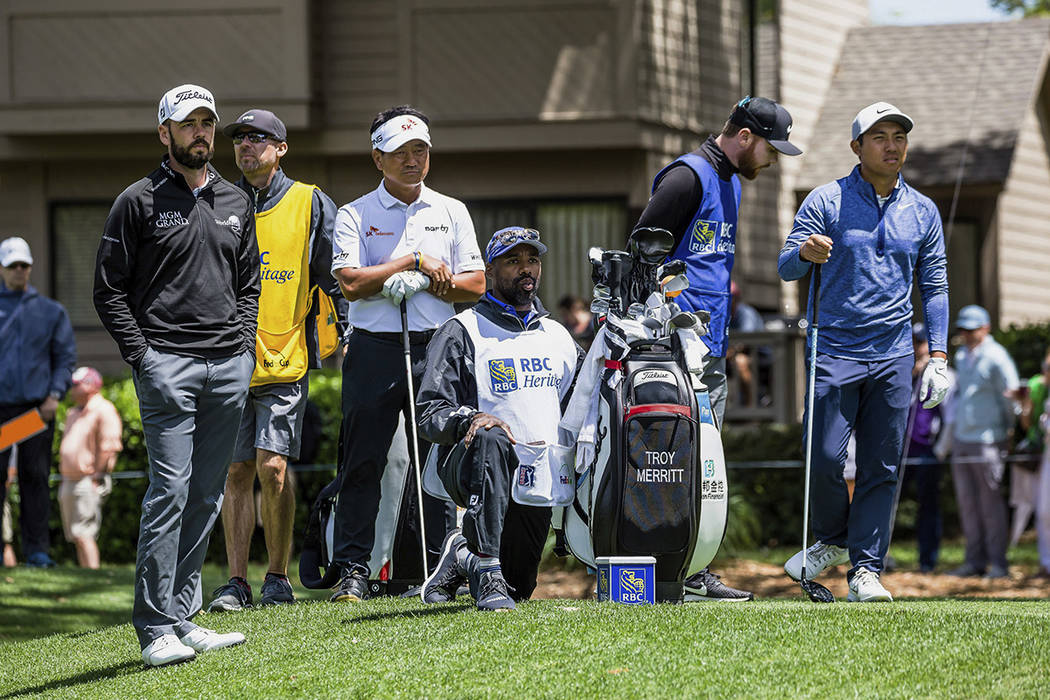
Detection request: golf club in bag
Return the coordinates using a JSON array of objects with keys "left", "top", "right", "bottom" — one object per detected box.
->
[
  {"left": 799, "top": 264, "right": 835, "bottom": 603},
  {"left": 555, "top": 227, "right": 729, "bottom": 602}
]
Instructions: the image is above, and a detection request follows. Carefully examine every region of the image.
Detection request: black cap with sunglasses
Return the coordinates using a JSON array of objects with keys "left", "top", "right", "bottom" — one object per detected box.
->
[
  {"left": 222, "top": 109, "right": 287, "bottom": 141},
  {"left": 728, "top": 96, "right": 802, "bottom": 156}
]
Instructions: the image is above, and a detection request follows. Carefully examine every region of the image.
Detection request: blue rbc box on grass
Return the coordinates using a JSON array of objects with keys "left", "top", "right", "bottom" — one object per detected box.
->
[{"left": 595, "top": 556, "right": 656, "bottom": 605}]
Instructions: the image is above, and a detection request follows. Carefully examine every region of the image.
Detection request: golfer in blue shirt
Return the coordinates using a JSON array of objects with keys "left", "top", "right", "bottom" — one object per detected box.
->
[{"left": 778, "top": 102, "right": 951, "bottom": 602}]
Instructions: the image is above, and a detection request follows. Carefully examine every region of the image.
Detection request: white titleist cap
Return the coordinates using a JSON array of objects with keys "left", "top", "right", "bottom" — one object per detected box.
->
[
  {"left": 158, "top": 84, "right": 219, "bottom": 125},
  {"left": 0, "top": 236, "right": 33, "bottom": 267},
  {"left": 851, "top": 102, "right": 913, "bottom": 141},
  {"left": 370, "top": 114, "right": 431, "bottom": 153}
]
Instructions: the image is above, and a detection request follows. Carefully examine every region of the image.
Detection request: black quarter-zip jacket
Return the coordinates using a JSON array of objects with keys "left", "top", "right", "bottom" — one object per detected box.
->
[{"left": 94, "top": 157, "right": 260, "bottom": 366}]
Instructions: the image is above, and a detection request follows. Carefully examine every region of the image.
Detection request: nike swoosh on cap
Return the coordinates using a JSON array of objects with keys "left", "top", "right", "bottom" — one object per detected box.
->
[{"left": 876, "top": 108, "right": 891, "bottom": 113}]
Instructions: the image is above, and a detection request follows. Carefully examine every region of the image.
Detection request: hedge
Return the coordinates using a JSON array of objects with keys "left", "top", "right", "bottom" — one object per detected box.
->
[{"left": 17, "top": 312, "right": 1050, "bottom": 566}]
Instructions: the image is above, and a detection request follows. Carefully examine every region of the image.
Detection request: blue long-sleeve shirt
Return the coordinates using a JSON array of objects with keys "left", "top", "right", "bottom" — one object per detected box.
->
[
  {"left": 0, "top": 283, "right": 76, "bottom": 406},
  {"left": 778, "top": 166, "right": 948, "bottom": 360}
]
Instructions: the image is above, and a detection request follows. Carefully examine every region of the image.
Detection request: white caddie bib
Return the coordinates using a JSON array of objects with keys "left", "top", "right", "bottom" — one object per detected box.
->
[{"left": 457, "top": 308, "right": 577, "bottom": 505}]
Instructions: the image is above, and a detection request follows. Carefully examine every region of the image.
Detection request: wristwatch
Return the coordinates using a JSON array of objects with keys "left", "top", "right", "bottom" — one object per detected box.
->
[{"left": 48, "top": 391, "right": 62, "bottom": 401}]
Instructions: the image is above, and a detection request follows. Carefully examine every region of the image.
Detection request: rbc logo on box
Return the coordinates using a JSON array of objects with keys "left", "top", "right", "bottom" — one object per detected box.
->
[{"left": 489, "top": 359, "right": 518, "bottom": 392}]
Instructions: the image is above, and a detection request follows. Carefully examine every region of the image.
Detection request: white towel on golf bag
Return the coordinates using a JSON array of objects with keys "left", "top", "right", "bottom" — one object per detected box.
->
[{"left": 511, "top": 442, "right": 575, "bottom": 506}]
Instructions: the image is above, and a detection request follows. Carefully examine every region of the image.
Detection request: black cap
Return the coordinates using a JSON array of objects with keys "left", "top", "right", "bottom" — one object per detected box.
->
[
  {"left": 222, "top": 109, "right": 287, "bottom": 141},
  {"left": 729, "top": 96, "right": 802, "bottom": 156}
]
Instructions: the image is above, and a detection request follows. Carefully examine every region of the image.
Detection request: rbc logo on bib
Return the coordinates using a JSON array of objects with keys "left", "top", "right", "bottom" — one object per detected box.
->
[
  {"left": 690, "top": 219, "right": 717, "bottom": 254},
  {"left": 489, "top": 359, "right": 518, "bottom": 392}
]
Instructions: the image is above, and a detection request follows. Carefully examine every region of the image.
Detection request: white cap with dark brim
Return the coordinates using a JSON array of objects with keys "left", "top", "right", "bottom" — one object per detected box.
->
[{"left": 158, "top": 84, "right": 219, "bottom": 125}]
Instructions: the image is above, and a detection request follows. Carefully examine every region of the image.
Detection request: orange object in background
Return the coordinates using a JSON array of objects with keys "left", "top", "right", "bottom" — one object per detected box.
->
[{"left": 0, "top": 410, "right": 47, "bottom": 452}]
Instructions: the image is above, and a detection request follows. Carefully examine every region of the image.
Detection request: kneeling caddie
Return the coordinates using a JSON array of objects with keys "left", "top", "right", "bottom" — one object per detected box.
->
[{"left": 417, "top": 227, "right": 581, "bottom": 610}]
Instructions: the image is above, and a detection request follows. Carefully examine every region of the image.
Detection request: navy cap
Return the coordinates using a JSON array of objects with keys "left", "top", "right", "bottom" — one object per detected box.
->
[
  {"left": 222, "top": 109, "right": 287, "bottom": 141},
  {"left": 955, "top": 305, "right": 991, "bottom": 330},
  {"left": 485, "top": 227, "right": 548, "bottom": 262},
  {"left": 729, "top": 96, "right": 802, "bottom": 156}
]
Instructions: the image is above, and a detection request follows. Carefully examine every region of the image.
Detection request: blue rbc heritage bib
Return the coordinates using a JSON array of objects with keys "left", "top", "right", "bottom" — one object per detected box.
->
[{"left": 655, "top": 153, "right": 741, "bottom": 358}]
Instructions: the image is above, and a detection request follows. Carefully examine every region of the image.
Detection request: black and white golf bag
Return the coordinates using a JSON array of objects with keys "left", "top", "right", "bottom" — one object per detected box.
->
[
  {"left": 299, "top": 414, "right": 425, "bottom": 596},
  {"left": 554, "top": 228, "right": 729, "bottom": 602}
]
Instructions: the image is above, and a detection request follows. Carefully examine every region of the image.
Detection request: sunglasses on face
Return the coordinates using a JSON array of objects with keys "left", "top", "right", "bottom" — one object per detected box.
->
[
  {"left": 231, "top": 132, "right": 272, "bottom": 145},
  {"left": 5, "top": 262, "right": 29, "bottom": 270}
]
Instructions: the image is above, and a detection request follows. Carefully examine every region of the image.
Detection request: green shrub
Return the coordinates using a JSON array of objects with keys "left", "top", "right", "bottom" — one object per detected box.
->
[{"left": 995, "top": 321, "right": 1050, "bottom": 378}]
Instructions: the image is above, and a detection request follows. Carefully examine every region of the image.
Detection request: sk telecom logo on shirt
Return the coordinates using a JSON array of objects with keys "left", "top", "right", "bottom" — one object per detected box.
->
[
  {"left": 489, "top": 359, "right": 518, "bottom": 393},
  {"left": 365, "top": 225, "right": 393, "bottom": 237}
]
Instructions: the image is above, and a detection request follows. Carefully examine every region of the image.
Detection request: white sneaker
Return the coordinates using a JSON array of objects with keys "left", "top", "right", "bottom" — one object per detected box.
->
[
  {"left": 142, "top": 634, "right": 196, "bottom": 667},
  {"left": 179, "top": 626, "right": 246, "bottom": 652},
  {"left": 847, "top": 567, "right": 893, "bottom": 602},
  {"left": 784, "top": 541, "right": 849, "bottom": 581}
]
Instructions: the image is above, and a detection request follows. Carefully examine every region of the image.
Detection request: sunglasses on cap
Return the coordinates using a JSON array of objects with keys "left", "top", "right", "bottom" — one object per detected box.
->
[
  {"left": 231, "top": 132, "right": 273, "bottom": 145},
  {"left": 492, "top": 228, "right": 540, "bottom": 246},
  {"left": 5, "top": 262, "right": 29, "bottom": 270}
]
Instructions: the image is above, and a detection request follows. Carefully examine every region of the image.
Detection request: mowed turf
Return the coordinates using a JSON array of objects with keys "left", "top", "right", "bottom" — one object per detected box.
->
[{"left": 1, "top": 564, "right": 1049, "bottom": 698}]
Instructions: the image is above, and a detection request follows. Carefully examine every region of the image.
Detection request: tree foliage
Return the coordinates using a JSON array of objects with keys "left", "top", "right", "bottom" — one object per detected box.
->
[{"left": 990, "top": 0, "right": 1050, "bottom": 16}]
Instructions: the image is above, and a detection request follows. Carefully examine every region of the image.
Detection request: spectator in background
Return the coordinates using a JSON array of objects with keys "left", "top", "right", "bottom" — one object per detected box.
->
[
  {"left": 1028, "top": 347, "right": 1050, "bottom": 579},
  {"left": 0, "top": 235, "right": 76, "bottom": 569},
  {"left": 58, "top": 367, "right": 122, "bottom": 569},
  {"left": 3, "top": 459, "right": 15, "bottom": 567},
  {"left": 557, "top": 294, "right": 594, "bottom": 351},
  {"left": 946, "top": 305, "right": 1019, "bottom": 579},
  {"left": 903, "top": 322, "right": 954, "bottom": 573},
  {"left": 727, "top": 281, "right": 765, "bottom": 407}
]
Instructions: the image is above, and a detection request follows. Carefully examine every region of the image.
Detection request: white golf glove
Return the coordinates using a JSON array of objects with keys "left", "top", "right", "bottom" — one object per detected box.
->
[
  {"left": 920, "top": 357, "right": 950, "bottom": 408},
  {"left": 382, "top": 270, "right": 430, "bottom": 305}
]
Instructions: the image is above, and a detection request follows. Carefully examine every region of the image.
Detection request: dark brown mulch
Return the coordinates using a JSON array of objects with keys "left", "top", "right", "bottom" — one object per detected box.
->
[{"left": 532, "top": 560, "right": 1050, "bottom": 600}]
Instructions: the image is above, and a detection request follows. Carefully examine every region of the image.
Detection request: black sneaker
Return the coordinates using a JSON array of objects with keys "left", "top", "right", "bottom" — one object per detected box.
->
[
  {"left": 208, "top": 577, "right": 253, "bottom": 612},
  {"left": 466, "top": 557, "right": 515, "bottom": 612},
  {"left": 683, "top": 568, "right": 754, "bottom": 602},
  {"left": 422, "top": 529, "right": 468, "bottom": 604},
  {"left": 330, "top": 565, "right": 369, "bottom": 603},
  {"left": 259, "top": 572, "right": 296, "bottom": 606}
]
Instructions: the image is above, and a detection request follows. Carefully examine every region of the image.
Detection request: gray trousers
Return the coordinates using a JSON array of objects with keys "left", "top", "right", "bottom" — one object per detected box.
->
[
  {"left": 132, "top": 348, "right": 253, "bottom": 649},
  {"left": 951, "top": 440, "right": 1009, "bottom": 571}
]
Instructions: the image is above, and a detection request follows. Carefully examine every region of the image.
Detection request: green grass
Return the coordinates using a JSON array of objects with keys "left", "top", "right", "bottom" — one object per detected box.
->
[
  {"left": 1, "top": 595, "right": 1049, "bottom": 698},
  {"left": 2, "top": 546, "right": 1049, "bottom": 698}
]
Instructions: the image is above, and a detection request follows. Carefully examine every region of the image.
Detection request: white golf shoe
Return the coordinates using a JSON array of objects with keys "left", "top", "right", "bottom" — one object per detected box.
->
[
  {"left": 142, "top": 634, "right": 196, "bottom": 667},
  {"left": 784, "top": 541, "right": 849, "bottom": 581},
  {"left": 847, "top": 567, "right": 893, "bottom": 602},
  {"left": 179, "top": 626, "right": 246, "bottom": 652}
]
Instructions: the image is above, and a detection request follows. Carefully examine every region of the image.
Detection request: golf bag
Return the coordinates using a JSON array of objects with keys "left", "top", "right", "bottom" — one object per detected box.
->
[
  {"left": 555, "top": 228, "right": 729, "bottom": 602},
  {"left": 299, "top": 413, "right": 426, "bottom": 596}
]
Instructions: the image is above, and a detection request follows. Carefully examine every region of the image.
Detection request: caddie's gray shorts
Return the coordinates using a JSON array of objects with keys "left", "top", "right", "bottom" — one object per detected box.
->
[{"left": 232, "top": 376, "right": 309, "bottom": 462}]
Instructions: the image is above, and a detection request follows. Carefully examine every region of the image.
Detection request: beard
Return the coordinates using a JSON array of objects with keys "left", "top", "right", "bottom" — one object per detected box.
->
[
  {"left": 736, "top": 147, "right": 762, "bottom": 180},
  {"left": 170, "top": 133, "right": 214, "bottom": 170},
  {"left": 497, "top": 273, "right": 539, "bottom": 308}
]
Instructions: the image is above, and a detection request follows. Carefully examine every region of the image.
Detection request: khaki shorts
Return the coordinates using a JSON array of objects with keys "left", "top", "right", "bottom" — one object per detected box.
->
[{"left": 59, "top": 476, "right": 110, "bottom": 541}]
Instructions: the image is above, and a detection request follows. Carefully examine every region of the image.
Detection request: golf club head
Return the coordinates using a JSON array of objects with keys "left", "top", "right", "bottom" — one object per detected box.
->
[
  {"left": 626, "top": 302, "right": 646, "bottom": 319},
  {"left": 628, "top": 227, "right": 675, "bottom": 265},
  {"left": 800, "top": 577, "right": 836, "bottom": 603},
  {"left": 669, "top": 311, "right": 696, "bottom": 329},
  {"left": 660, "top": 274, "right": 689, "bottom": 298},
  {"left": 656, "top": 258, "right": 686, "bottom": 279}
]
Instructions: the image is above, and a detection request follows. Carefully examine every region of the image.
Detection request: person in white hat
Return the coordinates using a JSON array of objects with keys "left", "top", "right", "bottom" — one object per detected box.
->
[
  {"left": 328, "top": 105, "right": 486, "bottom": 603},
  {"left": 94, "top": 84, "right": 258, "bottom": 666},
  {"left": 0, "top": 235, "right": 76, "bottom": 569},
  {"left": 778, "top": 102, "right": 952, "bottom": 602}
]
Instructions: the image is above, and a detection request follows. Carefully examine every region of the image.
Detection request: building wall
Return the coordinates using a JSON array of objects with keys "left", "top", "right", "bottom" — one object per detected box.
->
[
  {"left": 997, "top": 95, "right": 1050, "bottom": 326},
  {"left": 776, "top": 0, "right": 868, "bottom": 315}
]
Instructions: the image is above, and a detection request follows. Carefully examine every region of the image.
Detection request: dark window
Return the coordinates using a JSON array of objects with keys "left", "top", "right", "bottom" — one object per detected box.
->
[{"left": 50, "top": 202, "right": 111, "bottom": 330}]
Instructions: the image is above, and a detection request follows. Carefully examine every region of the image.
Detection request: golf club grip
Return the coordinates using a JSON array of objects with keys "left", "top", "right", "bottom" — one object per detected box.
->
[{"left": 811, "top": 262, "right": 822, "bottom": 327}]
